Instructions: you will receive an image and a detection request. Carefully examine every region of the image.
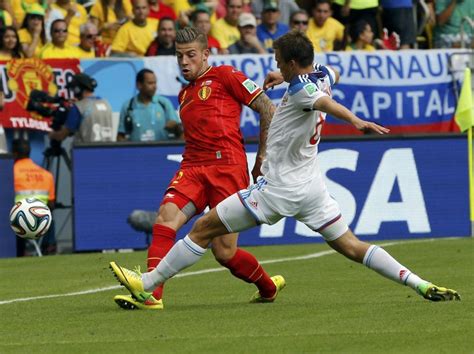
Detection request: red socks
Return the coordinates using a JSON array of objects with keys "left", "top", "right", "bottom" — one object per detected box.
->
[
  {"left": 148, "top": 228, "right": 275, "bottom": 299},
  {"left": 147, "top": 224, "right": 176, "bottom": 300},
  {"left": 222, "top": 248, "right": 276, "bottom": 298}
]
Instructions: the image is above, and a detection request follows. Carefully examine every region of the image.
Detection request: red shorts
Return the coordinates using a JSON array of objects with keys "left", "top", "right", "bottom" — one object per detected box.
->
[{"left": 162, "top": 164, "right": 249, "bottom": 215}]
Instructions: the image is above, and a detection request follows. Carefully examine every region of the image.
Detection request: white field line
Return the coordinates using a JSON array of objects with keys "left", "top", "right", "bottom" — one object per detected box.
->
[{"left": 0, "top": 238, "right": 449, "bottom": 305}]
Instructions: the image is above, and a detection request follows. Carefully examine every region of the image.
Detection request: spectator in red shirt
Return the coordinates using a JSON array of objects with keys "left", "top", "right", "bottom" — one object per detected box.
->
[
  {"left": 147, "top": 0, "right": 177, "bottom": 21},
  {"left": 145, "top": 17, "right": 176, "bottom": 56},
  {"left": 190, "top": 8, "right": 221, "bottom": 54},
  {"left": 112, "top": 27, "right": 279, "bottom": 311}
]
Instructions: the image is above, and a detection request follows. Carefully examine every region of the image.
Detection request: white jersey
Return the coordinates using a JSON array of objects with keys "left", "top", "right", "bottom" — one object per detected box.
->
[
  {"left": 217, "top": 65, "right": 347, "bottom": 239},
  {"left": 261, "top": 65, "right": 336, "bottom": 186}
]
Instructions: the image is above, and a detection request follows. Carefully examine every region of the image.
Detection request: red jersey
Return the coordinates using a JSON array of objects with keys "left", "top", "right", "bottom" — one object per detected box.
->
[
  {"left": 178, "top": 65, "right": 262, "bottom": 168},
  {"left": 148, "top": 3, "right": 177, "bottom": 20}
]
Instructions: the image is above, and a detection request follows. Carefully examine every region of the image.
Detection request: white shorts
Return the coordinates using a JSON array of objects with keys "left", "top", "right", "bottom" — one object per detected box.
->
[{"left": 216, "top": 176, "right": 348, "bottom": 242}]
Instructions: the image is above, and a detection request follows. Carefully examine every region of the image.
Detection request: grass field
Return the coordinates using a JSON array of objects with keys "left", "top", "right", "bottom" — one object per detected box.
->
[{"left": 1, "top": 237, "right": 472, "bottom": 353}]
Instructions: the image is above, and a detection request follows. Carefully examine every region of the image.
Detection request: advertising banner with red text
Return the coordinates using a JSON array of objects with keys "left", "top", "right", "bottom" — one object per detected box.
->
[{"left": 0, "top": 58, "right": 80, "bottom": 131}]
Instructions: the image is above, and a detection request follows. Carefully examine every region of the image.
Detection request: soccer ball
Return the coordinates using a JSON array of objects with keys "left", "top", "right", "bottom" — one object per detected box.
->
[{"left": 9, "top": 198, "right": 52, "bottom": 240}]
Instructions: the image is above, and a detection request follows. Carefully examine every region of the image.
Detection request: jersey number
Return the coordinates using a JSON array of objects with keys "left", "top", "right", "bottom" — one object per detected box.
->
[{"left": 309, "top": 114, "right": 325, "bottom": 145}]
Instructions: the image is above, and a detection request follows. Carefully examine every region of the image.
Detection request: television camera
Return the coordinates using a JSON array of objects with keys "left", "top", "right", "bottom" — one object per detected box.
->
[{"left": 26, "top": 89, "right": 72, "bottom": 155}]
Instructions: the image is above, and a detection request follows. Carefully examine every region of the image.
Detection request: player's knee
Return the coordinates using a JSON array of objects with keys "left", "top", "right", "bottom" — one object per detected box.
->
[
  {"left": 155, "top": 203, "right": 186, "bottom": 228},
  {"left": 191, "top": 212, "right": 223, "bottom": 240},
  {"left": 328, "top": 230, "right": 367, "bottom": 263},
  {"left": 342, "top": 240, "right": 369, "bottom": 263},
  {"left": 190, "top": 215, "right": 214, "bottom": 241},
  {"left": 211, "top": 245, "right": 235, "bottom": 264},
  {"left": 341, "top": 246, "right": 361, "bottom": 262},
  {"left": 211, "top": 238, "right": 237, "bottom": 263}
]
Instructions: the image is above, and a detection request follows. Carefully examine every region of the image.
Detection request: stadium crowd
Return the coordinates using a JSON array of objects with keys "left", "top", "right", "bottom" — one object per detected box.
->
[
  {"left": 1, "top": 0, "right": 472, "bottom": 145},
  {"left": 0, "top": 0, "right": 472, "bottom": 61}
]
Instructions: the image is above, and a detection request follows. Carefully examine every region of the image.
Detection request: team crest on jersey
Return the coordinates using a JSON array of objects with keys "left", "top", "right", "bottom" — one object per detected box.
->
[
  {"left": 198, "top": 86, "right": 212, "bottom": 100},
  {"left": 304, "top": 83, "right": 317, "bottom": 96},
  {"left": 242, "top": 79, "right": 258, "bottom": 94}
]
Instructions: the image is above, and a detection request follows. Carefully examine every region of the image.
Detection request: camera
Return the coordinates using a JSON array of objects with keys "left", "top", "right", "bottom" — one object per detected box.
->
[
  {"left": 27, "top": 90, "right": 71, "bottom": 154},
  {"left": 27, "top": 90, "right": 70, "bottom": 131}
]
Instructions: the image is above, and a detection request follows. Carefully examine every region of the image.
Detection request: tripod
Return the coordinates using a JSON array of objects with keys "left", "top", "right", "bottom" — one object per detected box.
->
[
  {"left": 39, "top": 141, "right": 73, "bottom": 255},
  {"left": 43, "top": 142, "right": 72, "bottom": 183}
]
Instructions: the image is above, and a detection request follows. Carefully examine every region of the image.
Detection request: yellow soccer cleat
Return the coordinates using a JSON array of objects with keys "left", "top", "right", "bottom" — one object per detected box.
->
[
  {"left": 113, "top": 294, "right": 164, "bottom": 310},
  {"left": 109, "top": 261, "right": 151, "bottom": 302},
  {"left": 250, "top": 275, "right": 286, "bottom": 303},
  {"left": 417, "top": 282, "right": 461, "bottom": 302}
]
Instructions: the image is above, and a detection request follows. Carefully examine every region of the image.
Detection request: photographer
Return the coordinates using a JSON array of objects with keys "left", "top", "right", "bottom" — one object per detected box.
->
[
  {"left": 117, "top": 69, "right": 182, "bottom": 142},
  {"left": 49, "top": 73, "right": 114, "bottom": 143}
]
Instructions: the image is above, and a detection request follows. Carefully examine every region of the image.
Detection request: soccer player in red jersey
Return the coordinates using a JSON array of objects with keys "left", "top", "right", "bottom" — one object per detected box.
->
[{"left": 113, "top": 27, "right": 283, "bottom": 310}]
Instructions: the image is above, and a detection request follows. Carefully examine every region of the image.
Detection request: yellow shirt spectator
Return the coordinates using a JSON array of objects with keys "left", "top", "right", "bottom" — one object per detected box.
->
[
  {"left": 210, "top": 18, "right": 239, "bottom": 49},
  {"left": 0, "top": 9, "right": 13, "bottom": 26},
  {"left": 48, "top": 3, "right": 87, "bottom": 46},
  {"left": 174, "top": 0, "right": 217, "bottom": 24},
  {"left": 332, "top": 0, "right": 378, "bottom": 9},
  {"left": 89, "top": 0, "right": 133, "bottom": 44},
  {"left": 18, "top": 28, "right": 44, "bottom": 57},
  {"left": 12, "top": 0, "right": 43, "bottom": 25},
  {"left": 306, "top": 17, "right": 344, "bottom": 52},
  {"left": 111, "top": 19, "right": 157, "bottom": 56},
  {"left": 0, "top": 52, "right": 13, "bottom": 60},
  {"left": 39, "top": 42, "right": 81, "bottom": 59},
  {"left": 76, "top": 46, "right": 96, "bottom": 58},
  {"left": 345, "top": 43, "right": 375, "bottom": 51},
  {"left": 173, "top": 0, "right": 191, "bottom": 15}
]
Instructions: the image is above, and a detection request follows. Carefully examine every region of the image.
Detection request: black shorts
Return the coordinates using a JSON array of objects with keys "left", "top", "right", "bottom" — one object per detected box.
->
[{"left": 382, "top": 7, "right": 417, "bottom": 46}]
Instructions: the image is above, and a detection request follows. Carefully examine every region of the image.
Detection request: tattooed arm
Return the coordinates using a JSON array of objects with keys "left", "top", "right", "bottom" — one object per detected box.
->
[{"left": 248, "top": 92, "right": 275, "bottom": 183}]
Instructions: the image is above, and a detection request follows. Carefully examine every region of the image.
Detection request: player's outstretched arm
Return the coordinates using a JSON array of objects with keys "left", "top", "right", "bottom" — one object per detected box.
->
[
  {"left": 249, "top": 93, "right": 276, "bottom": 182},
  {"left": 314, "top": 96, "right": 390, "bottom": 135},
  {"left": 263, "top": 71, "right": 284, "bottom": 90}
]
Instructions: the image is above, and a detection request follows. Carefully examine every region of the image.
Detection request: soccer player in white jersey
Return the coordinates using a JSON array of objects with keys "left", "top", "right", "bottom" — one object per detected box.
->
[{"left": 110, "top": 31, "right": 460, "bottom": 304}]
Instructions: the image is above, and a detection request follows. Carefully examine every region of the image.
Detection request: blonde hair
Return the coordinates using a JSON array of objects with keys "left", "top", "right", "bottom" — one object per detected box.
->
[{"left": 176, "top": 27, "right": 208, "bottom": 49}]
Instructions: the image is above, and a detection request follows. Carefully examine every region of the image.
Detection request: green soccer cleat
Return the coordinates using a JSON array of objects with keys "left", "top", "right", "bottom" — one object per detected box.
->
[
  {"left": 417, "top": 282, "right": 461, "bottom": 302},
  {"left": 250, "top": 275, "right": 286, "bottom": 303},
  {"left": 109, "top": 261, "right": 151, "bottom": 302},
  {"left": 113, "top": 294, "right": 164, "bottom": 310}
]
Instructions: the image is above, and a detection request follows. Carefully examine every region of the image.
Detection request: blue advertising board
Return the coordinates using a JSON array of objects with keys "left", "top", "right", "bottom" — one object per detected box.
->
[
  {"left": 72, "top": 136, "right": 470, "bottom": 251},
  {"left": 0, "top": 155, "right": 16, "bottom": 258}
]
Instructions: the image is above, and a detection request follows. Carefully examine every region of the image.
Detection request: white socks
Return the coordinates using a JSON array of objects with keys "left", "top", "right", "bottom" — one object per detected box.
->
[
  {"left": 142, "top": 235, "right": 206, "bottom": 292},
  {"left": 141, "top": 240, "right": 429, "bottom": 293},
  {"left": 363, "top": 245, "right": 427, "bottom": 290}
]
